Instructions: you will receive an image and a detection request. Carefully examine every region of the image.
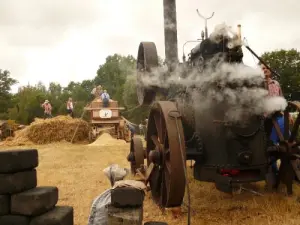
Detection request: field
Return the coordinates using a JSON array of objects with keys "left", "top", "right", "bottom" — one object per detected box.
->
[{"left": 1, "top": 134, "right": 300, "bottom": 225}]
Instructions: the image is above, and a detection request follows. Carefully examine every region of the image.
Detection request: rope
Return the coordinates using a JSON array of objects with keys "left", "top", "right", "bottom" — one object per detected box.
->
[
  {"left": 123, "top": 104, "right": 142, "bottom": 113},
  {"left": 71, "top": 103, "right": 89, "bottom": 143},
  {"left": 121, "top": 116, "right": 138, "bottom": 126}
]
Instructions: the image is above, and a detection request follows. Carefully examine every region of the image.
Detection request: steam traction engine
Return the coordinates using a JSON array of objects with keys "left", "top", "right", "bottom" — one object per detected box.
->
[{"left": 127, "top": 1, "right": 300, "bottom": 209}]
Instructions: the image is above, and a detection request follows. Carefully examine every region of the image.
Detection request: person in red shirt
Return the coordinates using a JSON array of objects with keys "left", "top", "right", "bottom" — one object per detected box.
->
[
  {"left": 259, "top": 62, "right": 291, "bottom": 188},
  {"left": 41, "top": 100, "right": 52, "bottom": 119},
  {"left": 259, "top": 63, "right": 283, "bottom": 97}
]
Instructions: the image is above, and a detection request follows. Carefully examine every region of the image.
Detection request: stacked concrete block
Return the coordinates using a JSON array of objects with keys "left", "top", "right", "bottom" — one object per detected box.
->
[
  {"left": 0, "top": 149, "right": 74, "bottom": 225},
  {"left": 107, "top": 186, "right": 145, "bottom": 225}
]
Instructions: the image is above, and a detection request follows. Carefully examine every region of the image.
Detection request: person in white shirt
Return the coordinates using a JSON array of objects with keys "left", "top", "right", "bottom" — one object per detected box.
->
[{"left": 67, "top": 97, "right": 74, "bottom": 118}]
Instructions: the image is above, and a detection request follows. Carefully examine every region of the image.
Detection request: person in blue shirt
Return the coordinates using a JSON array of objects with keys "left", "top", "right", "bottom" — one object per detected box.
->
[
  {"left": 100, "top": 90, "right": 110, "bottom": 107},
  {"left": 269, "top": 112, "right": 292, "bottom": 174},
  {"left": 269, "top": 114, "right": 285, "bottom": 144}
]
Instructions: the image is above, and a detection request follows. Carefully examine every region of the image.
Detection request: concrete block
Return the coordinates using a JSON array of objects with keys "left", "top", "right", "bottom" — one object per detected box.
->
[
  {"left": 0, "top": 170, "right": 37, "bottom": 194},
  {"left": 111, "top": 187, "right": 144, "bottom": 208},
  {"left": 0, "top": 215, "right": 30, "bottom": 225},
  {"left": 0, "top": 195, "right": 10, "bottom": 215},
  {"left": 11, "top": 186, "right": 58, "bottom": 216},
  {"left": 0, "top": 149, "right": 38, "bottom": 173},
  {"left": 29, "top": 206, "right": 73, "bottom": 225}
]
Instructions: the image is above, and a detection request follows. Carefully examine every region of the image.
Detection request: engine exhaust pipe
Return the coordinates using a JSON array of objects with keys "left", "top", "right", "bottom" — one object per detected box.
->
[
  {"left": 163, "top": 0, "right": 179, "bottom": 71},
  {"left": 237, "top": 24, "right": 242, "bottom": 41}
]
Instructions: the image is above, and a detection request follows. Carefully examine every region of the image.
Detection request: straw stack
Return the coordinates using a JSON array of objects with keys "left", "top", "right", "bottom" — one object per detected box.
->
[{"left": 4, "top": 116, "right": 90, "bottom": 145}]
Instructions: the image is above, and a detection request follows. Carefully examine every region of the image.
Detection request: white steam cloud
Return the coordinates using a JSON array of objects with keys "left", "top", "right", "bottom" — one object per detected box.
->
[
  {"left": 135, "top": 23, "right": 287, "bottom": 126},
  {"left": 209, "top": 23, "right": 243, "bottom": 49},
  {"left": 139, "top": 61, "right": 287, "bottom": 122}
]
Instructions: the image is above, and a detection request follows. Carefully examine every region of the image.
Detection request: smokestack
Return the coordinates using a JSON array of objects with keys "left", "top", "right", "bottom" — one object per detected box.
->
[
  {"left": 163, "top": 0, "right": 178, "bottom": 70},
  {"left": 237, "top": 24, "right": 242, "bottom": 41}
]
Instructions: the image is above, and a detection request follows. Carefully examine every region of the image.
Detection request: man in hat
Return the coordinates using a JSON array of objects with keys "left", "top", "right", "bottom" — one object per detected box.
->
[
  {"left": 41, "top": 100, "right": 52, "bottom": 119},
  {"left": 91, "top": 85, "right": 103, "bottom": 98}
]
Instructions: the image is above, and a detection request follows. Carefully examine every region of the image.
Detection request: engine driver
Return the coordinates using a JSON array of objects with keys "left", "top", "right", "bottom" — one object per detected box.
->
[{"left": 259, "top": 62, "right": 288, "bottom": 185}]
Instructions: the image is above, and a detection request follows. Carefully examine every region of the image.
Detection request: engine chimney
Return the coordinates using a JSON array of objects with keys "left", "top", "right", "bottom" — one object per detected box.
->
[
  {"left": 237, "top": 24, "right": 242, "bottom": 41},
  {"left": 163, "top": 0, "right": 178, "bottom": 70}
]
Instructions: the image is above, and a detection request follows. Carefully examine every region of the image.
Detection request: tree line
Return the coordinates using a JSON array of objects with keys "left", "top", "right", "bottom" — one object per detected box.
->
[{"left": 0, "top": 49, "right": 299, "bottom": 125}]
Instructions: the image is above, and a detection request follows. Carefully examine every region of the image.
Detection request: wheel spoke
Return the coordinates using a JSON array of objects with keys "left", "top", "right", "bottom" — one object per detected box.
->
[
  {"left": 289, "top": 113, "right": 300, "bottom": 142},
  {"left": 163, "top": 131, "right": 168, "bottom": 148},
  {"left": 151, "top": 135, "right": 160, "bottom": 148},
  {"left": 160, "top": 167, "right": 167, "bottom": 206},
  {"left": 163, "top": 164, "right": 171, "bottom": 202},
  {"left": 165, "top": 160, "right": 172, "bottom": 174},
  {"left": 150, "top": 166, "right": 162, "bottom": 198},
  {"left": 154, "top": 111, "right": 164, "bottom": 143},
  {"left": 284, "top": 109, "right": 290, "bottom": 140}
]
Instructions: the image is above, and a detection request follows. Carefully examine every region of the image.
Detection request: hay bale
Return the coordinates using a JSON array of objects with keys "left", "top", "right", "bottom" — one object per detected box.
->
[{"left": 3, "top": 116, "right": 89, "bottom": 145}]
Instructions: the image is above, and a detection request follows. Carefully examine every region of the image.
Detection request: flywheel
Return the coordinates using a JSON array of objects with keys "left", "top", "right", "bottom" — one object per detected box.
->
[
  {"left": 146, "top": 101, "right": 186, "bottom": 207},
  {"left": 136, "top": 42, "right": 159, "bottom": 105}
]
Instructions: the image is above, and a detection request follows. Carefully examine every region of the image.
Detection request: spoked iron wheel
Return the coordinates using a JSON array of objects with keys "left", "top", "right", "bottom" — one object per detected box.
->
[
  {"left": 136, "top": 42, "right": 159, "bottom": 105},
  {"left": 128, "top": 137, "right": 145, "bottom": 174},
  {"left": 146, "top": 101, "right": 186, "bottom": 207},
  {"left": 269, "top": 101, "right": 300, "bottom": 194}
]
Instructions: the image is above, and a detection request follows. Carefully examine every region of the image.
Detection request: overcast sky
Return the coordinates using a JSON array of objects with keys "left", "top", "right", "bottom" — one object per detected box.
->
[{"left": 1, "top": 0, "right": 299, "bottom": 92}]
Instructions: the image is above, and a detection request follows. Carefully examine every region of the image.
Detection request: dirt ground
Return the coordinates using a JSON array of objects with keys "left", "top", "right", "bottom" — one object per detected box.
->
[{"left": 1, "top": 134, "right": 300, "bottom": 225}]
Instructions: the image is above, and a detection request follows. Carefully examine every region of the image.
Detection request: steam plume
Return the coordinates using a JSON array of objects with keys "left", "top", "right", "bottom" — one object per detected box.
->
[{"left": 136, "top": 23, "right": 287, "bottom": 124}]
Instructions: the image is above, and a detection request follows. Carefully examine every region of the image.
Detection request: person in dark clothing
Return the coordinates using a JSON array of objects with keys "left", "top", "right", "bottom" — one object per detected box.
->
[
  {"left": 259, "top": 62, "right": 289, "bottom": 185},
  {"left": 126, "top": 123, "right": 135, "bottom": 139}
]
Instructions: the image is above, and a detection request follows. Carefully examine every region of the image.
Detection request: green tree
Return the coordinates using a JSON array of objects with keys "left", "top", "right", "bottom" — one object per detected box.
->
[
  {"left": 49, "top": 82, "right": 62, "bottom": 97},
  {"left": 64, "top": 82, "right": 90, "bottom": 116},
  {"left": 123, "top": 75, "right": 150, "bottom": 124},
  {"left": 261, "top": 49, "right": 300, "bottom": 95},
  {"left": 9, "top": 85, "right": 47, "bottom": 124},
  {"left": 0, "top": 70, "right": 17, "bottom": 119},
  {"left": 94, "top": 54, "right": 136, "bottom": 105}
]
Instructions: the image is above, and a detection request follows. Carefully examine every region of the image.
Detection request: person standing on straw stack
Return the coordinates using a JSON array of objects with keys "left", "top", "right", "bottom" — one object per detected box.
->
[
  {"left": 66, "top": 97, "right": 74, "bottom": 118},
  {"left": 41, "top": 100, "right": 52, "bottom": 119}
]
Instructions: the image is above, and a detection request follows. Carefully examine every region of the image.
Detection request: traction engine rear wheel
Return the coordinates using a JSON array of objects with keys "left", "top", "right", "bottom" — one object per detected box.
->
[{"left": 146, "top": 101, "right": 186, "bottom": 207}]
